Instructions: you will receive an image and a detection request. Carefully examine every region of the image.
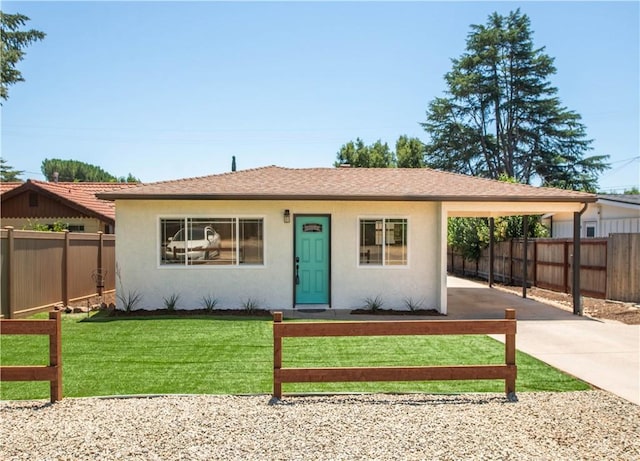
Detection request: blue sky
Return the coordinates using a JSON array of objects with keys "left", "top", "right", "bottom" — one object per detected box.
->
[{"left": 2, "top": 1, "right": 639, "bottom": 192}]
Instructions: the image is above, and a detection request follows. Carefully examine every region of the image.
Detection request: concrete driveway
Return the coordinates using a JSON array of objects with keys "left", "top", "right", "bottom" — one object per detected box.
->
[{"left": 447, "top": 276, "right": 640, "bottom": 405}]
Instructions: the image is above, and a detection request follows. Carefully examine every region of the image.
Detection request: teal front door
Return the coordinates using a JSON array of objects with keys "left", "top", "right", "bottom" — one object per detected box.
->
[{"left": 295, "top": 216, "right": 330, "bottom": 305}]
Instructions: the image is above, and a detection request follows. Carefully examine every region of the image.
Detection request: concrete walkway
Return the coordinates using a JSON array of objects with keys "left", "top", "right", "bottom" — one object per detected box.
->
[{"left": 281, "top": 276, "right": 640, "bottom": 405}]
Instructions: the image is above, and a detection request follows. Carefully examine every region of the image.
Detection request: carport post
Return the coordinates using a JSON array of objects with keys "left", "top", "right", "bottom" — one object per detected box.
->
[
  {"left": 522, "top": 216, "right": 528, "bottom": 299},
  {"left": 489, "top": 218, "right": 494, "bottom": 287},
  {"left": 573, "top": 211, "right": 582, "bottom": 315}
]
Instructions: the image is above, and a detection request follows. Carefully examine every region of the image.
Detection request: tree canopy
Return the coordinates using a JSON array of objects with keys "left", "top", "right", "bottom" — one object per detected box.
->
[
  {"left": 0, "top": 158, "right": 24, "bottom": 182},
  {"left": 334, "top": 136, "right": 424, "bottom": 168},
  {"left": 421, "top": 9, "right": 609, "bottom": 192},
  {"left": 0, "top": 11, "right": 45, "bottom": 101},
  {"left": 41, "top": 158, "right": 140, "bottom": 183}
]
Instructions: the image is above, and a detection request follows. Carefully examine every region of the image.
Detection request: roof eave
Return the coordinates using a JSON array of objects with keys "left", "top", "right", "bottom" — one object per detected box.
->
[{"left": 96, "top": 193, "right": 597, "bottom": 203}]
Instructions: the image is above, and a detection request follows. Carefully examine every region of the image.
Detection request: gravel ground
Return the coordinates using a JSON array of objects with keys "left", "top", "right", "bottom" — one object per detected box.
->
[{"left": 2, "top": 391, "right": 638, "bottom": 460}]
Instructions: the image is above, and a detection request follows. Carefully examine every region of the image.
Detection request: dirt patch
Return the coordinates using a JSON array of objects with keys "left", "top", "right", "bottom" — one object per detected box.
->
[
  {"left": 67, "top": 293, "right": 271, "bottom": 318},
  {"left": 493, "top": 283, "right": 640, "bottom": 325},
  {"left": 107, "top": 308, "right": 271, "bottom": 318},
  {"left": 350, "top": 308, "right": 445, "bottom": 317}
]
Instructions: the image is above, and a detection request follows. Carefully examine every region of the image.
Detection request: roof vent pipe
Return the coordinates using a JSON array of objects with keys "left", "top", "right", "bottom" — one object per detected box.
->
[{"left": 53, "top": 171, "right": 59, "bottom": 183}]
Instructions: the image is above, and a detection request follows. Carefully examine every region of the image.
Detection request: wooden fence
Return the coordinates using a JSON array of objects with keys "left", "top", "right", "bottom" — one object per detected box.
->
[
  {"left": 448, "top": 234, "right": 640, "bottom": 302},
  {"left": 1, "top": 227, "right": 116, "bottom": 318},
  {"left": 272, "top": 310, "right": 517, "bottom": 401},
  {"left": 0, "top": 310, "right": 63, "bottom": 403}
]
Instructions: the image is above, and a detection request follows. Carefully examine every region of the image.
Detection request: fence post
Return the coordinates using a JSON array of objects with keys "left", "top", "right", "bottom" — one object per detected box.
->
[
  {"left": 6, "top": 226, "right": 15, "bottom": 319},
  {"left": 505, "top": 308, "right": 516, "bottom": 398},
  {"left": 49, "top": 310, "right": 63, "bottom": 402},
  {"left": 533, "top": 241, "right": 538, "bottom": 287},
  {"left": 62, "top": 230, "right": 70, "bottom": 307},
  {"left": 273, "top": 312, "right": 283, "bottom": 399},
  {"left": 509, "top": 239, "right": 514, "bottom": 284},
  {"left": 97, "top": 231, "right": 104, "bottom": 296},
  {"left": 563, "top": 241, "right": 569, "bottom": 293}
]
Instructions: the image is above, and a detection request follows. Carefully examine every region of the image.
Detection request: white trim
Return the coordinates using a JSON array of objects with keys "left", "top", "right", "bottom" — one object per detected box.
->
[
  {"left": 439, "top": 203, "right": 448, "bottom": 315},
  {"left": 446, "top": 201, "right": 586, "bottom": 217},
  {"left": 157, "top": 215, "right": 267, "bottom": 269},
  {"left": 356, "top": 216, "right": 410, "bottom": 269}
]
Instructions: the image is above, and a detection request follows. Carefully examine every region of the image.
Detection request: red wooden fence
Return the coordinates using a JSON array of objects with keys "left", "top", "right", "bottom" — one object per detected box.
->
[
  {"left": 273, "top": 309, "right": 517, "bottom": 401},
  {"left": 0, "top": 310, "right": 63, "bottom": 403}
]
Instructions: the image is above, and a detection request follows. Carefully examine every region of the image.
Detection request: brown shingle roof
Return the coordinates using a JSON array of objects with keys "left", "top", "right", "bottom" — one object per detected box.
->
[
  {"left": 2, "top": 180, "right": 141, "bottom": 221},
  {"left": 96, "top": 166, "right": 596, "bottom": 203}
]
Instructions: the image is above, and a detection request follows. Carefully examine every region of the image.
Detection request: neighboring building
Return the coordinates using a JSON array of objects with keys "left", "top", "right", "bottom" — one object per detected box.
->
[
  {"left": 1, "top": 180, "right": 140, "bottom": 233},
  {"left": 98, "top": 166, "right": 595, "bottom": 313},
  {"left": 542, "top": 194, "right": 640, "bottom": 238}
]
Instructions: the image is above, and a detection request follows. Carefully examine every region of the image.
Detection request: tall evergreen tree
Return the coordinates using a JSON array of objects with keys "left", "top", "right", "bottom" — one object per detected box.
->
[
  {"left": 0, "top": 11, "right": 45, "bottom": 101},
  {"left": 0, "top": 158, "right": 24, "bottom": 181},
  {"left": 421, "top": 9, "right": 609, "bottom": 192}
]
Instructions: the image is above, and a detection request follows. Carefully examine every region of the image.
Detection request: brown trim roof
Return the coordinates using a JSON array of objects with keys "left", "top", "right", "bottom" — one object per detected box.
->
[
  {"left": 1, "top": 180, "right": 141, "bottom": 222},
  {"left": 96, "top": 166, "right": 596, "bottom": 203}
]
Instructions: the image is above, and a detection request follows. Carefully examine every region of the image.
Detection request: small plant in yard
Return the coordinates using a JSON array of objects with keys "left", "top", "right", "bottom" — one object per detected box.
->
[
  {"left": 201, "top": 294, "right": 219, "bottom": 312},
  {"left": 404, "top": 297, "right": 425, "bottom": 312},
  {"left": 163, "top": 293, "right": 181, "bottom": 311},
  {"left": 117, "top": 290, "right": 143, "bottom": 313},
  {"left": 363, "top": 295, "right": 384, "bottom": 312},
  {"left": 242, "top": 298, "right": 260, "bottom": 314}
]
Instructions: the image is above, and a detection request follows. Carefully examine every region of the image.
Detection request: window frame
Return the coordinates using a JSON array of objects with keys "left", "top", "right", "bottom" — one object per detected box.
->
[
  {"left": 158, "top": 215, "right": 266, "bottom": 268},
  {"left": 357, "top": 216, "right": 409, "bottom": 268}
]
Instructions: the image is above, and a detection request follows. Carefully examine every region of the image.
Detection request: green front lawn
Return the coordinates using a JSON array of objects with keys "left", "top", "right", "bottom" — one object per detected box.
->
[{"left": 0, "top": 312, "right": 589, "bottom": 400}]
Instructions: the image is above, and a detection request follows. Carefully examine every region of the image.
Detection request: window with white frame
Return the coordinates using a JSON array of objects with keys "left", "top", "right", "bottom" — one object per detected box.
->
[
  {"left": 160, "top": 217, "right": 264, "bottom": 266},
  {"left": 359, "top": 218, "right": 407, "bottom": 266}
]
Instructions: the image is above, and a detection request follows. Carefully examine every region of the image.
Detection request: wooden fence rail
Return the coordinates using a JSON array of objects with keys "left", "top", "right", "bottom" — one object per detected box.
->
[
  {"left": 0, "top": 310, "right": 63, "bottom": 403},
  {"left": 272, "top": 309, "right": 517, "bottom": 401}
]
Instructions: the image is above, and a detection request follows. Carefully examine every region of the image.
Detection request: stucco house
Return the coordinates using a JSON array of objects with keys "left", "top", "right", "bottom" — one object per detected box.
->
[
  {"left": 1, "top": 180, "right": 139, "bottom": 233},
  {"left": 98, "top": 166, "right": 595, "bottom": 314},
  {"left": 542, "top": 194, "right": 640, "bottom": 238}
]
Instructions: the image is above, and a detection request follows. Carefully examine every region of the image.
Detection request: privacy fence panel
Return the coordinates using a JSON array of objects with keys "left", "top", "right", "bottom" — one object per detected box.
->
[
  {"left": 607, "top": 233, "right": 640, "bottom": 302},
  {"left": 534, "top": 240, "right": 569, "bottom": 293},
  {"left": 567, "top": 240, "right": 607, "bottom": 299},
  {"left": 103, "top": 237, "right": 116, "bottom": 290},
  {"left": 9, "top": 231, "right": 64, "bottom": 317},
  {"left": 1, "top": 228, "right": 116, "bottom": 318},
  {"left": 1, "top": 236, "right": 9, "bottom": 317},
  {"left": 68, "top": 234, "right": 101, "bottom": 302}
]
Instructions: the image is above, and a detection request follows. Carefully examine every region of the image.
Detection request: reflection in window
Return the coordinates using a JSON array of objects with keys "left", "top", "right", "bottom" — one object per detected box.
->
[
  {"left": 359, "top": 218, "right": 407, "bottom": 266},
  {"left": 160, "top": 218, "right": 264, "bottom": 266}
]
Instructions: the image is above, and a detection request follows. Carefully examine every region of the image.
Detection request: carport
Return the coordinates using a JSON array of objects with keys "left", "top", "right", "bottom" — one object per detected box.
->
[{"left": 440, "top": 197, "right": 594, "bottom": 316}]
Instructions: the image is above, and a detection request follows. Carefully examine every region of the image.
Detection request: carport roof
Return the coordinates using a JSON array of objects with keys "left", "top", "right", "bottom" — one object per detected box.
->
[{"left": 97, "top": 166, "right": 596, "bottom": 205}]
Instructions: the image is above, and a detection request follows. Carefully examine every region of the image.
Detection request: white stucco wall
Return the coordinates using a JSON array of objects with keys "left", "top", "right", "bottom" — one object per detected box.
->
[{"left": 114, "top": 199, "right": 444, "bottom": 312}]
